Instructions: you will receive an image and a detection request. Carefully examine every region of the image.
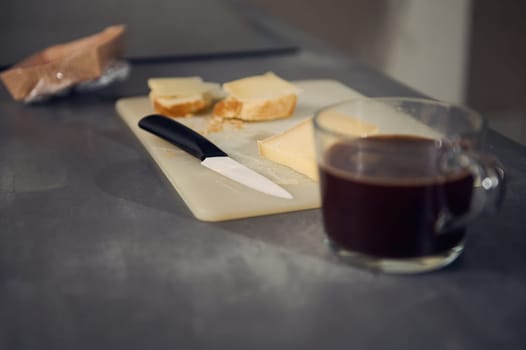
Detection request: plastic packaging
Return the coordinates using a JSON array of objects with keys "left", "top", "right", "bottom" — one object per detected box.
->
[{"left": 0, "top": 25, "right": 127, "bottom": 103}]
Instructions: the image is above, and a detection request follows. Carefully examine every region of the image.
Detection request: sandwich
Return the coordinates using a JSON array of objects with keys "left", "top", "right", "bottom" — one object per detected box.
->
[
  {"left": 213, "top": 72, "right": 300, "bottom": 121},
  {"left": 148, "top": 77, "right": 221, "bottom": 117}
]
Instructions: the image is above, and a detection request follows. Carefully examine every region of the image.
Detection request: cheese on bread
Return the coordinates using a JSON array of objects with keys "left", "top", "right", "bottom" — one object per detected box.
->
[
  {"left": 213, "top": 72, "right": 300, "bottom": 121},
  {"left": 148, "top": 77, "right": 221, "bottom": 117}
]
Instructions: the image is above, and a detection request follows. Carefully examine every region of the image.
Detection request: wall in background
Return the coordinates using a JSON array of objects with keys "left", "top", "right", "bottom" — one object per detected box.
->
[
  {"left": 466, "top": 0, "right": 526, "bottom": 144},
  {"left": 467, "top": 1, "right": 526, "bottom": 113},
  {"left": 247, "top": 0, "right": 471, "bottom": 104},
  {"left": 381, "top": 0, "right": 471, "bottom": 104},
  {"left": 247, "top": 0, "right": 526, "bottom": 144}
]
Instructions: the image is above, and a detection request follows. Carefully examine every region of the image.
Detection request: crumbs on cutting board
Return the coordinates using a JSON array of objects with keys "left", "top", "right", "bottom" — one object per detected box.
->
[{"left": 201, "top": 115, "right": 245, "bottom": 135}]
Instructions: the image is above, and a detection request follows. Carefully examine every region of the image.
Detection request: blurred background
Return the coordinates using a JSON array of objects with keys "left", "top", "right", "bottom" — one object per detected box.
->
[
  {"left": 1, "top": 0, "right": 525, "bottom": 144},
  {"left": 247, "top": 0, "right": 526, "bottom": 145}
]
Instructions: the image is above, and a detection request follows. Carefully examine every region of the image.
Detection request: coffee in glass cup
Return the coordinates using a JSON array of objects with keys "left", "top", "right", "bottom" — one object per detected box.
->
[{"left": 313, "top": 98, "right": 504, "bottom": 273}]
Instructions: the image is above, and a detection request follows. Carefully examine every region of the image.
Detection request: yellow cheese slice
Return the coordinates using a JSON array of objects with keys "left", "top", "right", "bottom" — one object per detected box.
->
[
  {"left": 258, "top": 113, "right": 378, "bottom": 181},
  {"left": 258, "top": 118, "right": 318, "bottom": 180},
  {"left": 316, "top": 110, "right": 379, "bottom": 136},
  {"left": 148, "top": 77, "right": 215, "bottom": 97},
  {"left": 223, "top": 72, "right": 300, "bottom": 100}
]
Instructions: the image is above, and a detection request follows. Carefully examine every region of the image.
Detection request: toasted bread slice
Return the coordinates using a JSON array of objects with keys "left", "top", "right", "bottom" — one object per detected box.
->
[
  {"left": 213, "top": 72, "right": 300, "bottom": 121},
  {"left": 148, "top": 77, "right": 221, "bottom": 117}
]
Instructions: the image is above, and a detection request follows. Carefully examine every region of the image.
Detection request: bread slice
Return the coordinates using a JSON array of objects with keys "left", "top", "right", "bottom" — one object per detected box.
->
[
  {"left": 148, "top": 77, "right": 221, "bottom": 117},
  {"left": 213, "top": 72, "right": 300, "bottom": 121}
]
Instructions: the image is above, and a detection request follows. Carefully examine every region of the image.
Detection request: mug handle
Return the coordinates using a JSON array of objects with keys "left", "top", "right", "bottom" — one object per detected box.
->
[{"left": 435, "top": 151, "right": 505, "bottom": 234}]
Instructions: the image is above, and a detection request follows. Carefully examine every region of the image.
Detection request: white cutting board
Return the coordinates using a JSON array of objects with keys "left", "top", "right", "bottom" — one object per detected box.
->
[{"left": 116, "top": 80, "right": 364, "bottom": 221}]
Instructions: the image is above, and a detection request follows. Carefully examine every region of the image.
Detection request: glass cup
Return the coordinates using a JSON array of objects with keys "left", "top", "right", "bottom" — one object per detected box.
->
[{"left": 313, "top": 97, "right": 504, "bottom": 273}]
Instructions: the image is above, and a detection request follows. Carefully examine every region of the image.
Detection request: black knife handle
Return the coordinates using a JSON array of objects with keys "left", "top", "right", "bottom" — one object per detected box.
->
[{"left": 138, "top": 114, "right": 227, "bottom": 160}]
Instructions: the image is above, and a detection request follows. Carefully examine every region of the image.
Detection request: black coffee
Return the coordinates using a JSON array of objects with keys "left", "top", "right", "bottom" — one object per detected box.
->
[{"left": 320, "top": 135, "right": 474, "bottom": 258}]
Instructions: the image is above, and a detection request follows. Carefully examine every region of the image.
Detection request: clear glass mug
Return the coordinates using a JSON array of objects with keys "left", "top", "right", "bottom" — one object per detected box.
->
[{"left": 313, "top": 97, "right": 504, "bottom": 273}]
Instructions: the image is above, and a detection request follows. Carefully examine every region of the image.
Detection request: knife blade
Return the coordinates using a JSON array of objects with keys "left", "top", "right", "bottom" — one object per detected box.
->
[{"left": 138, "top": 114, "right": 293, "bottom": 199}]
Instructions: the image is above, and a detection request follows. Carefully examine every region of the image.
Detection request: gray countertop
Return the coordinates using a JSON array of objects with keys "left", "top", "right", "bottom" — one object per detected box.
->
[{"left": 1, "top": 4, "right": 526, "bottom": 350}]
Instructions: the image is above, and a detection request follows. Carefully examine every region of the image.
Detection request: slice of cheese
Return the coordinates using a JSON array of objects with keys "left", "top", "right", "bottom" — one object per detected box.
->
[
  {"left": 223, "top": 72, "right": 300, "bottom": 100},
  {"left": 258, "top": 118, "right": 318, "bottom": 180},
  {"left": 148, "top": 77, "right": 220, "bottom": 97},
  {"left": 316, "top": 110, "right": 379, "bottom": 136},
  {"left": 258, "top": 112, "right": 378, "bottom": 181}
]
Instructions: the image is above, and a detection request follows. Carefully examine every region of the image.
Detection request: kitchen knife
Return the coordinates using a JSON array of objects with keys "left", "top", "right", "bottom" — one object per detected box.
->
[{"left": 138, "top": 114, "right": 293, "bottom": 199}]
